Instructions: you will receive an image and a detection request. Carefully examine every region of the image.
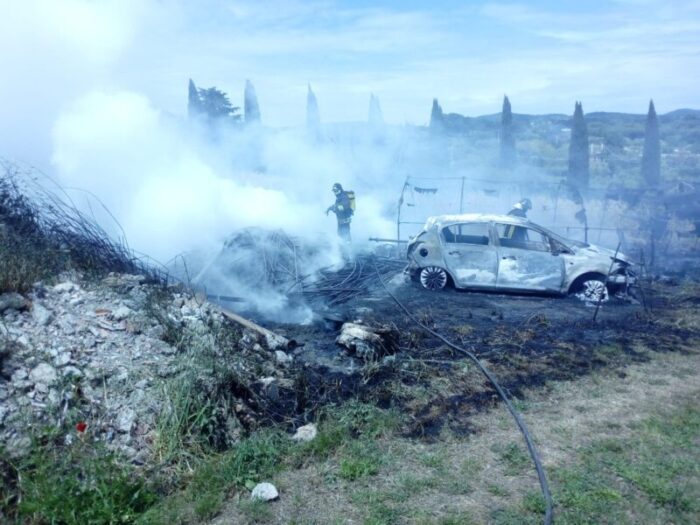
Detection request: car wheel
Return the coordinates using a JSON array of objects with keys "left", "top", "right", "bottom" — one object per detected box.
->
[
  {"left": 577, "top": 278, "right": 609, "bottom": 303},
  {"left": 419, "top": 266, "right": 448, "bottom": 290}
]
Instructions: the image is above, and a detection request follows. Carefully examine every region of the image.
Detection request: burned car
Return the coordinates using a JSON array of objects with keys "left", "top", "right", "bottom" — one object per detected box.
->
[{"left": 406, "top": 214, "right": 636, "bottom": 301}]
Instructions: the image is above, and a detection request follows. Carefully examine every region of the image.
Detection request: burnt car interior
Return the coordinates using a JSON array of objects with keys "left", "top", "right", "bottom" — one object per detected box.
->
[{"left": 441, "top": 223, "right": 490, "bottom": 245}]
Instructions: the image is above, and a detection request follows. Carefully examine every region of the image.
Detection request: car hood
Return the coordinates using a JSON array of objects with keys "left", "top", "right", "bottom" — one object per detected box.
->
[{"left": 570, "top": 242, "right": 632, "bottom": 264}]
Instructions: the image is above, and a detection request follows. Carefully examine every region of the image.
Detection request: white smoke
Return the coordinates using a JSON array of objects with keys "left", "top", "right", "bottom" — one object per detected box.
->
[
  {"left": 48, "top": 89, "right": 401, "bottom": 321},
  {"left": 51, "top": 90, "right": 394, "bottom": 261}
]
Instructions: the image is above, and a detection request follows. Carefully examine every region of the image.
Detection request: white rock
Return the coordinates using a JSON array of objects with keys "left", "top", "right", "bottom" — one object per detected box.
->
[
  {"left": 11, "top": 368, "right": 28, "bottom": 383},
  {"left": 259, "top": 377, "right": 276, "bottom": 387},
  {"left": 62, "top": 366, "right": 83, "bottom": 379},
  {"left": 291, "top": 423, "right": 318, "bottom": 442},
  {"left": 251, "top": 482, "right": 279, "bottom": 501},
  {"left": 54, "top": 352, "right": 72, "bottom": 367},
  {"left": 53, "top": 282, "right": 78, "bottom": 293},
  {"left": 0, "top": 293, "right": 28, "bottom": 313},
  {"left": 274, "top": 350, "right": 293, "bottom": 365},
  {"left": 111, "top": 306, "right": 132, "bottom": 321},
  {"left": 116, "top": 408, "right": 136, "bottom": 433},
  {"left": 47, "top": 389, "right": 60, "bottom": 404},
  {"left": 29, "top": 363, "right": 57, "bottom": 385}
]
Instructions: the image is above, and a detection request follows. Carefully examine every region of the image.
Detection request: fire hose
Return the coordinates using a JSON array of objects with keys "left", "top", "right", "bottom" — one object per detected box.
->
[{"left": 372, "top": 257, "right": 554, "bottom": 525}]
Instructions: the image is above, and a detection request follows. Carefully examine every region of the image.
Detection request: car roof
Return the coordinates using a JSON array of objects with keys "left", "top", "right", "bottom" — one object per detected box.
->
[{"left": 424, "top": 213, "right": 531, "bottom": 228}]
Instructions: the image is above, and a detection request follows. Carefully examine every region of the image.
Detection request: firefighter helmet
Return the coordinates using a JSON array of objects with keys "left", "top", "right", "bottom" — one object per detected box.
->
[{"left": 515, "top": 198, "right": 532, "bottom": 211}]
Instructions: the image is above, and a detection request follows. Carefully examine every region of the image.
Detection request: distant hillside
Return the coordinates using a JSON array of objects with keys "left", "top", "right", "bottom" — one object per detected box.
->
[{"left": 437, "top": 108, "right": 700, "bottom": 189}]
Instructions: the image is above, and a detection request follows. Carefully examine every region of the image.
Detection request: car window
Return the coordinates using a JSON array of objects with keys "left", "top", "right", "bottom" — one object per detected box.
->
[
  {"left": 496, "top": 223, "right": 551, "bottom": 252},
  {"left": 442, "top": 223, "right": 490, "bottom": 245}
]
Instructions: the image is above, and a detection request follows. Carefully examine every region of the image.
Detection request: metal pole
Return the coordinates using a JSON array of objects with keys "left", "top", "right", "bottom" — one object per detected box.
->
[
  {"left": 398, "top": 178, "right": 409, "bottom": 243},
  {"left": 593, "top": 241, "right": 621, "bottom": 322},
  {"left": 459, "top": 176, "right": 465, "bottom": 213}
]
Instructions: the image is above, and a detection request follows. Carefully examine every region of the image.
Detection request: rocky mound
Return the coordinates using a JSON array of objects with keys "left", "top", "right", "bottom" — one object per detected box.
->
[{"left": 0, "top": 272, "right": 296, "bottom": 462}]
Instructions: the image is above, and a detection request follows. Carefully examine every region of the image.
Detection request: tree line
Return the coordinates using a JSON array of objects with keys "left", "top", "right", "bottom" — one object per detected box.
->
[
  {"left": 432, "top": 94, "right": 661, "bottom": 192},
  {"left": 188, "top": 78, "right": 662, "bottom": 192}
]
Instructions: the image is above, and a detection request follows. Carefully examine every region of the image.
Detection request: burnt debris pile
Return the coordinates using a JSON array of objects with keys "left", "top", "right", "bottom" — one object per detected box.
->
[
  {"left": 292, "top": 255, "right": 406, "bottom": 306},
  {"left": 182, "top": 228, "right": 407, "bottom": 318}
]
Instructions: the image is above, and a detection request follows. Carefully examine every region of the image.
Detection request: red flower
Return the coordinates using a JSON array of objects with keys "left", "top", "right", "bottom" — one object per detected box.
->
[{"left": 75, "top": 421, "right": 87, "bottom": 433}]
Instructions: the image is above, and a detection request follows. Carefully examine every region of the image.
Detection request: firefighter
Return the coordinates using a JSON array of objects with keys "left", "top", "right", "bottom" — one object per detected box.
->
[
  {"left": 504, "top": 198, "right": 532, "bottom": 242},
  {"left": 326, "top": 182, "right": 353, "bottom": 241},
  {"left": 508, "top": 198, "right": 532, "bottom": 218}
]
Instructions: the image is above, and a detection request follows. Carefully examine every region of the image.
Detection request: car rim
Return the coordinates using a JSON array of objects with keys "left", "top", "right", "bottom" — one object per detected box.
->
[
  {"left": 420, "top": 267, "right": 447, "bottom": 290},
  {"left": 581, "top": 279, "right": 609, "bottom": 303}
]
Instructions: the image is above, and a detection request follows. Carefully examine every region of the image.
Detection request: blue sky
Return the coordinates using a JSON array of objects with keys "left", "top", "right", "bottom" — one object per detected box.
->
[
  {"left": 1, "top": 0, "right": 699, "bottom": 161},
  {"left": 155, "top": 0, "right": 700, "bottom": 123}
]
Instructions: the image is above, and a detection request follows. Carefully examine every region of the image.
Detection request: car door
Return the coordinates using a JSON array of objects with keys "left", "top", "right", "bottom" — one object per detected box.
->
[
  {"left": 441, "top": 222, "right": 498, "bottom": 287},
  {"left": 494, "top": 223, "right": 565, "bottom": 292}
]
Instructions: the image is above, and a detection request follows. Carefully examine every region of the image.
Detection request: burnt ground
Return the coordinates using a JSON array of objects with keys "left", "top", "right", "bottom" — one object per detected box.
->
[{"left": 261, "top": 271, "right": 700, "bottom": 439}]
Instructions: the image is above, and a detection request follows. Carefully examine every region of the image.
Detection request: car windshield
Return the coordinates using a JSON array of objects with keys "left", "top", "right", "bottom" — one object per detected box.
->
[{"left": 533, "top": 224, "right": 588, "bottom": 250}]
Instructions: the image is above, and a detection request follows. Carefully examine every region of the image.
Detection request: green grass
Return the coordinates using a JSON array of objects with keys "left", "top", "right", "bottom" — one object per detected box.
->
[
  {"left": 339, "top": 441, "right": 384, "bottom": 481},
  {"left": 238, "top": 497, "right": 274, "bottom": 524},
  {"left": 139, "top": 429, "right": 289, "bottom": 524},
  {"left": 1, "top": 427, "right": 157, "bottom": 525},
  {"left": 141, "top": 400, "right": 399, "bottom": 524},
  {"left": 294, "top": 400, "right": 400, "bottom": 462},
  {"left": 493, "top": 441, "right": 530, "bottom": 475},
  {"left": 502, "top": 402, "right": 700, "bottom": 524}
]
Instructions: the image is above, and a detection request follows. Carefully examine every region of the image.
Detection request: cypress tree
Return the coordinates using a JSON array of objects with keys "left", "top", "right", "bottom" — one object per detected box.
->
[
  {"left": 306, "top": 84, "right": 321, "bottom": 136},
  {"left": 429, "top": 98, "right": 444, "bottom": 131},
  {"left": 641, "top": 99, "right": 661, "bottom": 187},
  {"left": 499, "top": 95, "right": 516, "bottom": 167},
  {"left": 187, "top": 79, "right": 201, "bottom": 119},
  {"left": 568, "top": 101, "right": 590, "bottom": 190},
  {"left": 244, "top": 79, "right": 261, "bottom": 124},
  {"left": 368, "top": 93, "right": 384, "bottom": 126}
]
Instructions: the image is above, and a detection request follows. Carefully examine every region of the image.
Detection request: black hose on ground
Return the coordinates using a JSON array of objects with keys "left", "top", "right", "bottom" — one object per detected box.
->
[{"left": 372, "top": 259, "right": 553, "bottom": 525}]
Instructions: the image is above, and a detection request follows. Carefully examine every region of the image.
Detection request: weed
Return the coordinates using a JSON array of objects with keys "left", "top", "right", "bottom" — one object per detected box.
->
[
  {"left": 438, "top": 511, "right": 477, "bottom": 525},
  {"left": 494, "top": 441, "right": 530, "bottom": 475},
  {"left": 487, "top": 483, "right": 510, "bottom": 498},
  {"left": 194, "top": 491, "right": 226, "bottom": 521},
  {"left": 364, "top": 501, "right": 401, "bottom": 525},
  {"left": 153, "top": 370, "right": 221, "bottom": 463},
  {"left": 353, "top": 490, "right": 401, "bottom": 525},
  {"left": 339, "top": 441, "right": 383, "bottom": 481},
  {"left": 521, "top": 490, "right": 547, "bottom": 514},
  {"left": 511, "top": 396, "right": 531, "bottom": 412},
  {"left": 417, "top": 449, "right": 447, "bottom": 471},
  {"left": 238, "top": 497, "right": 274, "bottom": 524},
  {"left": 296, "top": 401, "right": 399, "bottom": 462},
  {"left": 397, "top": 473, "right": 438, "bottom": 493},
  {"left": 491, "top": 508, "right": 540, "bottom": 525},
  {"left": 460, "top": 456, "right": 484, "bottom": 475},
  {"left": 1, "top": 165, "right": 164, "bottom": 293}
]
